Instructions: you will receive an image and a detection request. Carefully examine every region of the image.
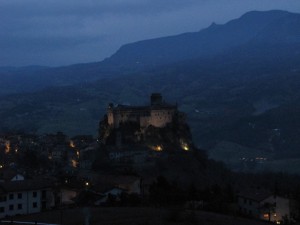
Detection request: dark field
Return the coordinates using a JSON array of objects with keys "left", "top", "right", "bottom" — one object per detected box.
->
[{"left": 10, "top": 207, "right": 271, "bottom": 225}]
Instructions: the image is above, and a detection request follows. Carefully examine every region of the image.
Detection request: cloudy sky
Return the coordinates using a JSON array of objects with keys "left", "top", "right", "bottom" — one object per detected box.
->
[{"left": 1, "top": 0, "right": 300, "bottom": 67}]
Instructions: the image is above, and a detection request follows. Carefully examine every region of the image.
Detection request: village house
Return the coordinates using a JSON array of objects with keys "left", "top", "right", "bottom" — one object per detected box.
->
[
  {"left": 108, "top": 148, "right": 149, "bottom": 163},
  {"left": 72, "top": 171, "right": 142, "bottom": 206},
  {"left": 60, "top": 186, "right": 78, "bottom": 206},
  {"left": 92, "top": 175, "right": 142, "bottom": 206},
  {"left": 49, "top": 145, "right": 68, "bottom": 162},
  {"left": 0, "top": 178, "right": 55, "bottom": 218},
  {"left": 0, "top": 168, "right": 24, "bottom": 182},
  {"left": 238, "top": 189, "right": 294, "bottom": 224},
  {"left": 78, "top": 143, "right": 98, "bottom": 170}
]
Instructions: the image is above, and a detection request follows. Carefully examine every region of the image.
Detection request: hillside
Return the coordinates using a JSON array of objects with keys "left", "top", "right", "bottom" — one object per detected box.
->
[
  {"left": 0, "top": 10, "right": 300, "bottom": 171},
  {"left": 0, "top": 62, "right": 126, "bottom": 96},
  {"left": 104, "top": 10, "right": 295, "bottom": 67}
]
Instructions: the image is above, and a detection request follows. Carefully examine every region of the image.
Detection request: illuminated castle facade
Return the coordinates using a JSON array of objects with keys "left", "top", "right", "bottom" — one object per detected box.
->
[{"left": 107, "top": 93, "right": 177, "bottom": 128}]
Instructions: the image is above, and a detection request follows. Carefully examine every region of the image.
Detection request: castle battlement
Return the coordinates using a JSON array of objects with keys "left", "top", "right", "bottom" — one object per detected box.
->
[{"left": 107, "top": 93, "right": 177, "bottom": 128}]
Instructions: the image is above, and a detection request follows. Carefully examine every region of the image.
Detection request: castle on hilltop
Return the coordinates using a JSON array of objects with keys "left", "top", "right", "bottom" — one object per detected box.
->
[{"left": 107, "top": 93, "right": 177, "bottom": 128}]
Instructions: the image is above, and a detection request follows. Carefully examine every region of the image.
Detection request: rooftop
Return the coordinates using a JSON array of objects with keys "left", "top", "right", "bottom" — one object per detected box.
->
[
  {"left": 238, "top": 189, "right": 272, "bottom": 202},
  {"left": 0, "top": 178, "right": 56, "bottom": 193}
]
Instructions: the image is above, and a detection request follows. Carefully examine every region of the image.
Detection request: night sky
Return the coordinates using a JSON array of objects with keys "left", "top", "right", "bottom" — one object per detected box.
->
[{"left": 1, "top": 0, "right": 300, "bottom": 67}]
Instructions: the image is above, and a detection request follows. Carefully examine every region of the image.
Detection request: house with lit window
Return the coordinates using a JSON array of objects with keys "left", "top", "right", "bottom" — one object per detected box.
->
[
  {"left": 238, "top": 189, "right": 293, "bottom": 224},
  {"left": 0, "top": 179, "right": 55, "bottom": 218}
]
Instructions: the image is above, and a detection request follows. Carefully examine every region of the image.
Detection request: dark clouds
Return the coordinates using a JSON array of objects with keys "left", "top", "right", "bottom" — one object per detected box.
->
[{"left": 1, "top": 0, "right": 300, "bottom": 66}]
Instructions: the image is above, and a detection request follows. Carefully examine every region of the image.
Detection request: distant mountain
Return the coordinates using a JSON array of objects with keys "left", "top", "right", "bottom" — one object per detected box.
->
[
  {"left": 104, "top": 10, "right": 297, "bottom": 67},
  {"left": 1, "top": 10, "right": 299, "bottom": 96}
]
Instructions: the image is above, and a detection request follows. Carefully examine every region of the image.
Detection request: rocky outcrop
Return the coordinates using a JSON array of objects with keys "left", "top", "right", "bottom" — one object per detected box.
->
[{"left": 98, "top": 110, "right": 194, "bottom": 153}]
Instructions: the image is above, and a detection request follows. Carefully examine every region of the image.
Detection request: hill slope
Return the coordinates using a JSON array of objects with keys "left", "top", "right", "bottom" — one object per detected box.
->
[
  {"left": 1, "top": 10, "right": 298, "bottom": 96},
  {"left": 104, "top": 10, "right": 295, "bottom": 67},
  {"left": 0, "top": 10, "right": 300, "bottom": 169}
]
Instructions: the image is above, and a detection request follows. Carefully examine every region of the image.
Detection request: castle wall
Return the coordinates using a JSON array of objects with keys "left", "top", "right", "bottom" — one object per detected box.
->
[
  {"left": 107, "top": 109, "right": 114, "bottom": 126},
  {"left": 108, "top": 108, "right": 175, "bottom": 128},
  {"left": 140, "top": 116, "right": 150, "bottom": 128},
  {"left": 106, "top": 95, "right": 176, "bottom": 129},
  {"left": 108, "top": 108, "right": 150, "bottom": 128},
  {"left": 112, "top": 112, "right": 133, "bottom": 128},
  {"left": 150, "top": 109, "right": 175, "bottom": 128}
]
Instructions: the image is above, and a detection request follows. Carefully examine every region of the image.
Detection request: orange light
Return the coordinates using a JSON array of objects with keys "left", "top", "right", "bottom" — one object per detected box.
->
[
  {"left": 70, "top": 140, "right": 75, "bottom": 148},
  {"left": 5, "top": 141, "right": 10, "bottom": 154},
  {"left": 152, "top": 145, "right": 163, "bottom": 152},
  {"left": 181, "top": 143, "right": 189, "bottom": 151},
  {"left": 71, "top": 159, "right": 77, "bottom": 168}
]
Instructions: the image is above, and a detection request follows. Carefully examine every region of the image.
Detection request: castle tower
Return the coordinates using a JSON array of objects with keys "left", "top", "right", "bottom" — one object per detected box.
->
[
  {"left": 107, "top": 103, "right": 114, "bottom": 126},
  {"left": 151, "top": 93, "right": 163, "bottom": 106}
]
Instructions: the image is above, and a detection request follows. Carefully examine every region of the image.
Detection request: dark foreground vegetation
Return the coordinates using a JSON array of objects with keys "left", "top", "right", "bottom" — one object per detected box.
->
[{"left": 15, "top": 207, "right": 271, "bottom": 225}]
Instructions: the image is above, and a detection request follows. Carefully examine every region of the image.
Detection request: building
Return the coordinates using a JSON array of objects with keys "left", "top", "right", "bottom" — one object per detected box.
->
[
  {"left": 107, "top": 93, "right": 177, "bottom": 128},
  {"left": 0, "top": 179, "right": 55, "bottom": 218},
  {"left": 0, "top": 168, "right": 24, "bottom": 182},
  {"left": 238, "top": 189, "right": 293, "bottom": 224}
]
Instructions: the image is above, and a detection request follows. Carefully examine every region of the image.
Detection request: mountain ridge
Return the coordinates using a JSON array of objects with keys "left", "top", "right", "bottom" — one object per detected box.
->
[
  {"left": 104, "top": 10, "right": 296, "bottom": 67},
  {"left": 1, "top": 10, "right": 298, "bottom": 96}
]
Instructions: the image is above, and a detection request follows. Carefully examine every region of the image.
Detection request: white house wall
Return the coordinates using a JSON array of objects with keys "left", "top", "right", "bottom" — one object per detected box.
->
[
  {"left": 0, "top": 190, "right": 42, "bottom": 218},
  {"left": 238, "top": 196, "right": 260, "bottom": 217}
]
